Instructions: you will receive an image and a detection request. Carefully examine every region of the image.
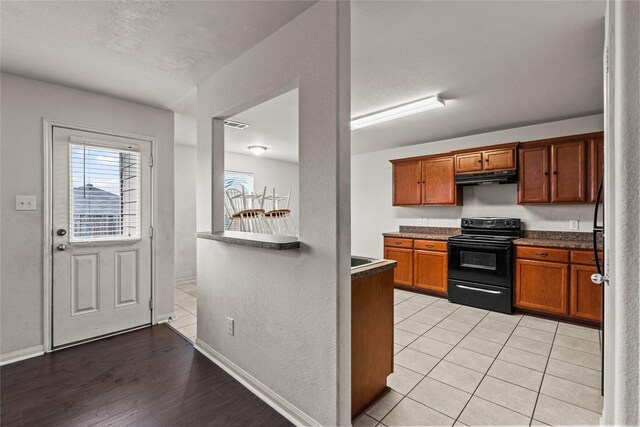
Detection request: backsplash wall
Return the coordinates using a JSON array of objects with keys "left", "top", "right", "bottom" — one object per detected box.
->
[{"left": 351, "top": 114, "right": 603, "bottom": 258}]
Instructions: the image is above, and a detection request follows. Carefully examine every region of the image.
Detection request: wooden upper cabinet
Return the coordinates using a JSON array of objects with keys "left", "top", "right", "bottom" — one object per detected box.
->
[
  {"left": 518, "top": 145, "right": 550, "bottom": 203},
  {"left": 455, "top": 152, "right": 483, "bottom": 174},
  {"left": 589, "top": 134, "right": 604, "bottom": 203},
  {"left": 483, "top": 148, "right": 516, "bottom": 171},
  {"left": 421, "top": 156, "right": 459, "bottom": 205},
  {"left": 551, "top": 140, "right": 587, "bottom": 203},
  {"left": 392, "top": 160, "right": 422, "bottom": 206},
  {"left": 454, "top": 143, "right": 517, "bottom": 174}
]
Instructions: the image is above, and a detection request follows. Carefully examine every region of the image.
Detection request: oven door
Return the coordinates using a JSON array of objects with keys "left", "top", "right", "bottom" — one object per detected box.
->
[{"left": 447, "top": 241, "right": 513, "bottom": 288}]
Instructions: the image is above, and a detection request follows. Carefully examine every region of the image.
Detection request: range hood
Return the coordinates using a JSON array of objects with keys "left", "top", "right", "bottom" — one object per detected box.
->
[{"left": 455, "top": 170, "right": 518, "bottom": 186}]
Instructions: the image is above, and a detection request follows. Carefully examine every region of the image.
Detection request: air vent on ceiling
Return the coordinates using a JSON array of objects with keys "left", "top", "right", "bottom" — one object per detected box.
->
[{"left": 224, "top": 120, "right": 250, "bottom": 130}]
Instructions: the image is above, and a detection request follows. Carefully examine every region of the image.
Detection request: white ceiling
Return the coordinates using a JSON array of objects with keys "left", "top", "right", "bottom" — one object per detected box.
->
[
  {"left": 0, "top": 1, "right": 314, "bottom": 114},
  {"left": 225, "top": 89, "right": 299, "bottom": 164},
  {"left": 350, "top": 0, "right": 605, "bottom": 153},
  {"left": 1, "top": 1, "right": 605, "bottom": 159}
]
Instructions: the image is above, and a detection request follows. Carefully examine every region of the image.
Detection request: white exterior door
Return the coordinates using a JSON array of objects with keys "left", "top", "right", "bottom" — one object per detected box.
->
[{"left": 52, "top": 127, "right": 152, "bottom": 348}]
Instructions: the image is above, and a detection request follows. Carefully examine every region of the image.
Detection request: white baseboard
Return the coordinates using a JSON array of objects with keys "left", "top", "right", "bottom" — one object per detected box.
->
[
  {"left": 175, "top": 276, "right": 196, "bottom": 284},
  {"left": 156, "top": 312, "right": 175, "bottom": 324},
  {"left": 0, "top": 345, "right": 44, "bottom": 366},
  {"left": 195, "top": 339, "right": 320, "bottom": 427}
]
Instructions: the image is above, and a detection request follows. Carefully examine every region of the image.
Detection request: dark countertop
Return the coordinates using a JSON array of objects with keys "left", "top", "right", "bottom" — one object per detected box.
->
[
  {"left": 514, "top": 230, "right": 602, "bottom": 251},
  {"left": 383, "top": 227, "right": 601, "bottom": 250},
  {"left": 351, "top": 260, "right": 397, "bottom": 280},
  {"left": 383, "top": 232, "right": 456, "bottom": 241},
  {"left": 197, "top": 231, "right": 300, "bottom": 250},
  {"left": 514, "top": 238, "right": 599, "bottom": 250}
]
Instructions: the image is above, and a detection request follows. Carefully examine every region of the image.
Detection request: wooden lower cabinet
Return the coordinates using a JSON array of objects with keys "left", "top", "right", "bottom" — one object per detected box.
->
[
  {"left": 384, "top": 238, "right": 448, "bottom": 295},
  {"left": 570, "top": 264, "right": 602, "bottom": 322},
  {"left": 515, "top": 259, "right": 569, "bottom": 315},
  {"left": 515, "top": 246, "right": 602, "bottom": 324},
  {"left": 413, "top": 250, "right": 447, "bottom": 295},
  {"left": 384, "top": 247, "right": 413, "bottom": 286},
  {"left": 351, "top": 268, "right": 394, "bottom": 418}
]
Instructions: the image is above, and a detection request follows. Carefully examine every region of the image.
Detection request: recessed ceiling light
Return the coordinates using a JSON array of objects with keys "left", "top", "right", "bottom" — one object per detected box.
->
[
  {"left": 225, "top": 120, "right": 250, "bottom": 130},
  {"left": 248, "top": 146, "right": 267, "bottom": 155},
  {"left": 351, "top": 95, "right": 446, "bottom": 130}
]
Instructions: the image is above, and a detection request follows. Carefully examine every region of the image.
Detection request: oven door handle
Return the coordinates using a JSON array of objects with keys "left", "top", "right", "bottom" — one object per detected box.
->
[
  {"left": 455, "top": 284, "right": 503, "bottom": 295},
  {"left": 448, "top": 242, "right": 511, "bottom": 251}
]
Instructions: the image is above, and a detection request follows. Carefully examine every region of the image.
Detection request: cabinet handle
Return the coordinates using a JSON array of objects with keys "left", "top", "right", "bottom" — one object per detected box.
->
[
  {"left": 535, "top": 253, "right": 549, "bottom": 257},
  {"left": 425, "top": 245, "right": 434, "bottom": 248},
  {"left": 485, "top": 159, "right": 489, "bottom": 162},
  {"left": 394, "top": 241, "right": 403, "bottom": 245},
  {"left": 553, "top": 171, "right": 558, "bottom": 175},
  {"left": 544, "top": 172, "right": 549, "bottom": 176},
  {"left": 477, "top": 160, "right": 482, "bottom": 163}
]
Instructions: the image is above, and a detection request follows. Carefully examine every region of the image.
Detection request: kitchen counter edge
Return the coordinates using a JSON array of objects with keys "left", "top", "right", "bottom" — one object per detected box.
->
[{"left": 351, "top": 260, "right": 397, "bottom": 280}]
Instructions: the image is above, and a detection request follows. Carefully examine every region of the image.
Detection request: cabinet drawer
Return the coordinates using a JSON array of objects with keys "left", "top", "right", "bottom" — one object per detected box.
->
[
  {"left": 413, "top": 239, "right": 447, "bottom": 252},
  {"left": 571, "top": 250, "right": 603, "bottom": 265},
  {"left": 384, "top": 237, "right": 413, "bottom": 248},
  {"left": 516, "top": 246, "right": 569, "bottom": 263}
]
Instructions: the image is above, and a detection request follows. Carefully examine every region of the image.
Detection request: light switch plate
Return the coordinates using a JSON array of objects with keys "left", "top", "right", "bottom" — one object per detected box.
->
[
  {"left": 569, "top": 220, "right": 579, "bottom": 230},
  {"left": 15, "top": 195, "right": 36, "bottom": 211}
]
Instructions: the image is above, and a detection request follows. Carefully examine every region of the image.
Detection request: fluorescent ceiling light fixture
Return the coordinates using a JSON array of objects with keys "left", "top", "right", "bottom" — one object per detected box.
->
[
  {"left": 224, "top": 120, "right": 250, "bottom": 130},
  {"left": 351, "top": 95, "right": 446, "bottom": 130},
  {"left": 248, "top": 145, "right": 267, "bottom": 155}
]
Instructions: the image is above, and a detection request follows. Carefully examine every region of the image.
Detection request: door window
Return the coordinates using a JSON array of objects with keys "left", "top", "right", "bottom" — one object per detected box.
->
[{"left": 69, "top": 144, "right": 141, "bottom": 242}]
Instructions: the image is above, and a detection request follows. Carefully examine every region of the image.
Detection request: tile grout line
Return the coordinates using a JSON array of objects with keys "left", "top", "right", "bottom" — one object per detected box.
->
[
  {"left": 373, "top": 294, "right": 466, "bottom": 423},
  {"left": 388, "top": 298, "right": 493, "bottom": 424},
  {"left": 452, "top": 312, "right": 527, "bottom": 425},
  {"left": 528, "top": 320, "right": 559, "bottom": 426}
]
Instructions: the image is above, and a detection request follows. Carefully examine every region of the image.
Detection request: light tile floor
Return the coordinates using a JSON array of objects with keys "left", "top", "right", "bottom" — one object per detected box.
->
[
  {"left": 355, "top": 289, "right": 603, "bottom": 427},
  {"left": 169, "top": 280, "right": 198, "bottom": 342}
]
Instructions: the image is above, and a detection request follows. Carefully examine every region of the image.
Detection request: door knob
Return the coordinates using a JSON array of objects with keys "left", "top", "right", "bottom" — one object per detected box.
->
[
  {"left": 56, "top": 244, "right": 67, "bottom": 251},
  {"left": 56, "top": 229, "right": 67, "bottom": 236},
  {"left": 591, "top": 273, "right": 608, "bottom": 285}
]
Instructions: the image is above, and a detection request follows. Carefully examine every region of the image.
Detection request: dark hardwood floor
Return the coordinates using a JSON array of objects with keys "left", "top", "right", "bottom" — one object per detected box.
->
[{"left": 1, "top": 325, "right": 293, "bottom": 427}]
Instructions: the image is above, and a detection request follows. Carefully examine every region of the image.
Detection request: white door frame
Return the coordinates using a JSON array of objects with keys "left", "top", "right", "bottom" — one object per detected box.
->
[{"left": 42, "top": 118, "right": 158, "bottom": 352}]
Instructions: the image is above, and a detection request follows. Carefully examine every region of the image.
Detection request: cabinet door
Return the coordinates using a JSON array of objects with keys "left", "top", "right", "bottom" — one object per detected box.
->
[
  {"left": 570, "top": 264, "right": 602, "bottom": 322},
  {"left": 551, "top": 140, "right": 587, "bottom": 203},
  {"left": 515, "top": 259, "right": 568, "bottom": 315},
  {"left": 483, "top": 148, "right": 516, "bottom": 171},
  {"left": 518, "top": 145, "right": 550, "bottom": 203},
  {"left": 392, "top": 160, "right": 422, "bottom": 206},
  {"left": 589, "top": 135, "right": 604, "bottom": 203},
  {"left": 413, "top": 250, "right": 447, "bottom": 294},
  {"left": 421, "top": 156, "right": 458, "bottom": 205},
  {"left": 384, "top": 247, "right": 413, "bottom": 286},
  {"left": 455, "top": 152, "right": 483, "bottom": 174}
]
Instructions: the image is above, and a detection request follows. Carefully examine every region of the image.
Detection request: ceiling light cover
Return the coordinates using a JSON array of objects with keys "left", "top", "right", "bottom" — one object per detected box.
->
[
  {"left": 248, "top": 145, "right": 267, "bottom": 155},
  {"left": 351, "top": 95, "right": 446, "bottom": 130}
]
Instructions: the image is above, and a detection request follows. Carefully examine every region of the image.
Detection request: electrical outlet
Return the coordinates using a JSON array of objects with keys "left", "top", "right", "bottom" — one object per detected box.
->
[
  {"left": 569, "top": 220, "right": 579, "bottom": 230},
  {"left": 227, "top": 317, "right": 234, "bottom": 336},
  {"left": 15, "top": 195, "right": 36, "bottom": 211}
]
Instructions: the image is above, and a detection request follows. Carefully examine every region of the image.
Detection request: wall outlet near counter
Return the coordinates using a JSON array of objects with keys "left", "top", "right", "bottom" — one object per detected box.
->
[{"left": 569, "top": 220, "right": 579, "bottom": 230}]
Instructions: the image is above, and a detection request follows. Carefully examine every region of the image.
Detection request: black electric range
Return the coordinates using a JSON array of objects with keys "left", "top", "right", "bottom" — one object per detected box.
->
[{"left": 447, "top": 217, "right": 521, "bottom": 314}]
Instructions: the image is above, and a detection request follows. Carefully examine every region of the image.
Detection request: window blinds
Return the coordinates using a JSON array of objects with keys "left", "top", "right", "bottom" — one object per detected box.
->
[{"left": 69, "top": 144, "right": 141, "bottom": 241}]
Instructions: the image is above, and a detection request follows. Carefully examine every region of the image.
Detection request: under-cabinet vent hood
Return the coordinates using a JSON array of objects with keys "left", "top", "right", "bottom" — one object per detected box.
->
[{"left": 455, "top": 170, "right": 518, "bottom": 185}]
